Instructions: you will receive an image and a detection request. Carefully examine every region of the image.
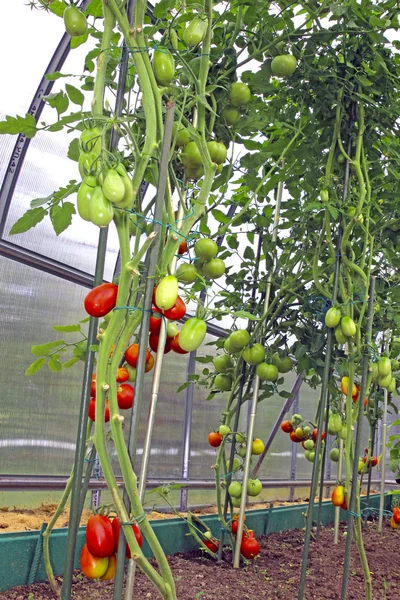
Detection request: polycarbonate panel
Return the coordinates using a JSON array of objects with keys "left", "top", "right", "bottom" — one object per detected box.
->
[{"left": 0, "top": 256, "right": 88, "bottom": 476}]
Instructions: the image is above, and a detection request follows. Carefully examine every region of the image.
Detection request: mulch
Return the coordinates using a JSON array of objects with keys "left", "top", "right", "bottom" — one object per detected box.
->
[{"left": 2, "top": 521, "right": 399, "bottom": 600}]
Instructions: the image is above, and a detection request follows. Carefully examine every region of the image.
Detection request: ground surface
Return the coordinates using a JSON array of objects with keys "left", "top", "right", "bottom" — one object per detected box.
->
[{"left": 1, "top": 521, "right": 399, "bottom": 600}]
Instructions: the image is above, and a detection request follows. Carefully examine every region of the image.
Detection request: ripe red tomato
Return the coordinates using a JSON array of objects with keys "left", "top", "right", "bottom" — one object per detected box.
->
[
  {"left": 170, "top": 332, "right": 189, "bottom": 354},
  {"left": 289, "top": 430, "right": 302, "bottom": 443},
  {"left": 178, "top": 239, "right": 188, "bottom": 255},
  {"left": 312, "top": 428, "right": 326, "bottom": 442},
  {"left": 88, "top": 398, "right": 110, "bottom": 423},
  {"left": 393, "top": 507, "right": 400, "bottom": 524},
  {"left": 117, "top": 384, "right": 134, "bottom": 410},
  {"left": 162, "top": 296, "right": 186, "bottom": 321},
  {"left": 240, "top": 536, "right": 260, "bottom": 559},
  {"left": 149, "top": 332, "right": 172, "bottom": 353},
  {"left": 86, "top": 515, "right": 114, "bottom": 558},
  {"left": 125, "top": 343, "right": 151, "bottom": 367},
  {"left": 84, "top": 283, "right": 118, "bottom": 318},
  {"left": 204, "top": 539, "right": 219, "bottom": 552},
  {"left": 90, "top": 374, "right": 96, "bottom": 397},
  {"left": 149, "top": 307, "right": 163, "bottom": 334},
  {"left": 80, "top": 543, "right": 109, "bottom": 579},
  {"left": 281, "top": 420, "right": 294, "bottom": 433},
  {"left": 100, "top": 553, "right": 116, "bottom": 580},
  {"left": 111, "top": 517, "right": 143, "bottom": 557},
  {"left": 208, "top": 431, "right": 223, "bottom": 447},
  {"left": 116, "top": 367, "right": 129, "bottom": 383},
  {"left": 232, "top": 520, "right": 239, "bottom": 535}
]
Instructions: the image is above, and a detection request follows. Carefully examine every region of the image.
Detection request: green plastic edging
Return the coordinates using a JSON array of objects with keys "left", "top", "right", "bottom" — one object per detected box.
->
[{"left": 0, "top": 493, "right": 390, "bottom": 592}]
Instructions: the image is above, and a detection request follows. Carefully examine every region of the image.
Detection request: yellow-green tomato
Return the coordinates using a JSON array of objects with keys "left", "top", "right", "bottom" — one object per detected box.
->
[
  {"left": 183, "top": 16, "right": 208, "bottom": 46},
  {"left": 207, "top": 141, "right": 227, "bottom": 165},
  {"left": 179, "top": 318, "right": 207, "bottom": 352},
  {"left": 242, "top": 344, "right": 265, "bottom": 366},
  {"left": 237, "top": 445, "right": 247, "bottom": 458},
  {"left": 88, "top": 186, "right": 114, "bottom": 227},
  {"left": 155, "top": 276, "right": 179, "bottom": 310},
  {"left": 236, "top": 433, "right": 246, "bottom": 444},
  {"left": 379, "top": 373, "right": 392, "bottom": 389},
  {"left": 335, "top": 326, "right": 347, "bottom": 345},
  {"left": 256, "top": 362, "right": 279, "bottom": 382},
  {"left": 176, "top": 263, "right": 198, "bottom": 284},
  {"left": 330, "top": 448, "right": 340, "bottom": 462},
  {"left": 173, "top": 123, "right": 191, "bottom": 147},
  {"left": 228, "top": 481, "right": 242, "bottom": 498},
  {"left": 231, "top": 496, "right": 242, "bottom": 508},
  {"left": 153, "top": 49, "right": 175, "bottom": 86},
  {"left": 227, "top": 457, "right": 241, "bottom": 471},
  {"left": 378, "top": 356, "right": 392, "bottom": 377},
  {"left": 214, "top": 374, "right": 232, "bottom": 392},
  {"left": 304, "top": 439, "right": 315, "bottom": 451},
  {"left": 247, "top": 479, "right": 262, "bottom": 497},
  {"left": 213, "top": 354, "right": 233, "bottom": 373},
  {"left": 251, "top": 438, "right": 265, "bottom": 455},
  {"left": 219, "top": 424, "right": 231, "bottom": 436},
  {"left": 278, "top": 356, "right": 293, "bottom": 373},
  {"left": 325, "top": 307, "right": 342, "bottom": 328},
  {"left": 341, "top": 316, "right": 357, "bottom": 337},
  {"left": 201, "top": 258, "right": 226, "bottom": 279},
  {"left": 77, "top": 175, "right": 97, "bottom": 222},
  {"left": 387, "top": 377, "right": 397, "bottom": 393},
  {"left": 80, "top": 126, "right": 101, "bottom": 154},
  {"left": 221, "top": 107, "right": 240, "bottom": 126},
  {"left": 194, "top": 238, "right": 218, "bottom": 260},
  {"left": 102, "top": 168, "right": 126, "bottom": 204},
  {"left": 115, "top": 163, "right": 134, "bottom": 209},
  {"left": 271, "top": 54, "right": 297, "bottom": 77}
]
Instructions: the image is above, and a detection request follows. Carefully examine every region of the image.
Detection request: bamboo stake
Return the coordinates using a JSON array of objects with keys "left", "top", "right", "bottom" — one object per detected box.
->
[
  {"left": 378, "top": 336, "right": 390, "bottom": 533},
  {"left": 334, "top": 400, "right": 345, "bottom": 544}
]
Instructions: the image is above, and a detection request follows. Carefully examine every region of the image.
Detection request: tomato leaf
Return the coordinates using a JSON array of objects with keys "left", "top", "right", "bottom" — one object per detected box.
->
[
  {"left": 153, "top": 0, "right": 176, "bottom": 18},
  {"left": 48, "top": 356, "right": 63, "bottom": 372},
  {"left": 68, "top": 138, "right": 80, "bottom": 162},
  {"left": 86, "top": 0, "right": 104, "bottom": 18},
  {"left": 232, "top": 311, "right": 259, "bottom": 321},
  {"left": 0, "top": 113, "right": 38, "bottom": 138},
  {"left": 50, "top": 202, "right": 76, "bottom": 235},
  {"left": 62, "top": 357, "right": 81, "bottom": 369},
  {"left": 25, "top": 357, "right": 46, "bottom": 376},
  {"left": 279, "top": 391, "right": 293, "bottom": 399},
  {"left": 66, "top": 84, "right": 85, "bottom": 106},
  {"left": 53, "top": 324, "right": 81, "bottom": 332},
  {"left": 71, "top": 30, "right": 90, "bottom": 50},
  {"left": 30, "top": 195, "right": 53, "bottom": 208},
  {"left": 9, "top": 207, "right": 48, "bottom": 235},
  {"left": 45, "top": 72, "right": 72, "bottom": 81},
  {"left": 31, "top": 340, "right": 64, "bottom": 356},
  {"left": 176, "top": 381, "right": 193, "bottom": 393},
  {"left": 48, "top": 1, "right": 66, "bottom": 17},
  {"left": 43, "top": 91, "right": 69, "bottom": 118}
]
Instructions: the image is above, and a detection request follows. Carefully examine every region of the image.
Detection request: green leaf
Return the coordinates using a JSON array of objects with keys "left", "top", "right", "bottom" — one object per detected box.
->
[
  {"left": 45, "top": 72, "right": 72, "bottom": 81},
  {"left": 356, "top": 75, "right": 374, "bottom": 87},
  {"left": 243, "top": 246, "right": 255, "bottom": 260},
  {"left": 212, "top": 209, "right": 229, "bottom": 223},
  {"left": 67, "top": 138, "right": 80, "bottom": 162},
  {"left": 195, "top": 356, "right": 213, "bottom": 364},
  {"left": 89, "top": 344, "right": 99, "bottom": 352},
  {"left": 176, "top": 381, "right": 193, "bottom": 393},
  {"left": 71, "top": 30, "right": 90, "bottom": 50},
  {"left": 53, "top": 324, "right": 81, "bottom": 332},
  {"left": 86, "top": 0, "right": 103, "bottom": 18},
  {"left": 65, "top": 84, "right": 84, "bottom": 106},
  {"left": 50, "top": 202, "right": 75, "bottom": 235},
  {"left": 62, "top": 357, "right": 81, "bottom": 369},
  {"left": 9, "top": 207, "right": 47, "bottom": 235},
  {"left": 25, "top": 357, "right": 46, "bottom": 376},
  {"left": 48, "top": 1, "right": 65, "bottom": 17},
  {"left": 232, "top": 310, "right": 259, "bottom": 321},
  {"left": 48, "top": 356, "right": 63, "bottom": 372},
  {"left": 279, "top": 390, "right": 293, "bottom": 399},
  {"left": 30, "top": 195, "right": 53, "bottom": 208},
  {"left": 153, "top": 0, "right": 176, "bottom": 18},
  {"left": 0, "top": 113, "right": 38, "bottom": 138},
  {"left": 31, "top": 340, "right": 64, "bottom": 356},
  {"left": 80, "top": 317, "right": 91, "bottom": 323},
  {"left": 43, "top": 91, "right": 69, "bottom": 117}
]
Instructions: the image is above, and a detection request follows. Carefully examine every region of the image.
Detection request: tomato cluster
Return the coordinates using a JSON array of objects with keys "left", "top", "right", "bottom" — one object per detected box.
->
[
  {"left": 80, "top": 514, "right": 143, "bottom": 580},
  {"left": 281, "top": 413, "right": 326, "bottom": 463}
]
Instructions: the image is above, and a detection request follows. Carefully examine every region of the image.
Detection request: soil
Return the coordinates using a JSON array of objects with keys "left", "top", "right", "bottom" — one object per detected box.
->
[{"left": 1, "top": 520, "right": 399, "bottom": 600}]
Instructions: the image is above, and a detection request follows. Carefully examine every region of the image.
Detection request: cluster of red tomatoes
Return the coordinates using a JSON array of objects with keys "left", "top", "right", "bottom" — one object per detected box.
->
[
  {"left": 88, "top": 371, "right": 136, "bottom": 422},
  {"left": 80, "top": 514, "right": 143, "bottom": 580},
  {"left": 280, "top": 415, "right": 325, "bottom": 463},
  {"left": 202, "top": 515, "right": 260, "bottom": 560}
]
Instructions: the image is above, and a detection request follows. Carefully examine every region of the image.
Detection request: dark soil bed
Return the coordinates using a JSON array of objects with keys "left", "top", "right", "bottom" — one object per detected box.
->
[{"left": 2, "top": 522, "right": 399, "bottom": 600}]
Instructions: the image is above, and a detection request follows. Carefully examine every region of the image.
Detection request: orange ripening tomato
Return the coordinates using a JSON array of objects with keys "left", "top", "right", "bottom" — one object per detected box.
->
[
  {"left": 341, "top": 376, "right": 358, "bottom": 399},
  {"left": 100, "top": 554, "right": 116, "bottom": 580},
  {"left": 80, "top": 544, "right": 109, "bottom": 579},
  {"left": 393, "top": 507, "right": 400, "bottom": 524},
  {"left": 390, "top": 515, "right": 399, "bottom": 529},
  {"left": 331, "top": 485, "right": 345, "bottom": 507},
  {"left": 145, "top": 354, "right": 155, "bottom": 372},
  {"left": 116, "top": 367, "right": 129, "bottom": 383},
  {"left": 178, "top": 239, "right": 188, "bottom": 255}
]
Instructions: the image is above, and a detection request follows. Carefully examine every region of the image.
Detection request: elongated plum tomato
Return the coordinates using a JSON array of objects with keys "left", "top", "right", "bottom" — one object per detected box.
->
[
  {"left": 178, "top": 239, "right": 188, "bottom": 255},
  {"left": 149, "top": 307, "right": 162, "bottom": 334},
  {"left": 153, "top": 49, "right": 175, "bottom": 86},
  {"left": 179, "top": 318, "right": 207, "bottom": 352},
  {"left": 324, "top": 307, "right": 341, "bottom": 328},
  {"left": 341, "top": 376, "right": 358, "bottom": 398},
  {"left": 125, "top": 343, "right": 151, "bottom": 368},
  {"left": 80, "top": 127, "right": 101, "bottom": 154},
  {"left": 204, "top": 539, "right": 219, "bottom": 552},
  {"left": 102, "top": 168, "right": 126, "bottom": 204},
  {"left": 331, "top": 485, "right": 345, "bottom": 507},
  {"left": 155, "top": 276, "right": 178, "bottom": 310},
  {"left": 80, "top": 544, "right": 109, "bottom": 579},
  {"left": 149, "top": 332, "right": 172, "bottom": 354},
  {"left": 88, "top": 186, "right": 114, "bottom": 227},
  {"left": 170, "top": 332, "right": 189, "bottom": 354},
  {"left": 100, "top": 554, "right": 116, "bottom": 580},
  {"left": 86, "top": 515, "right": 114, "bottom": 558},
  {"left": 117, "top": 384, "right": 134, "bottom": 410},
  {"left": 63, "top": 5, "right": 88, "bottom": 37},
  {"left": 281, "top": 420, "right": 294, "bottom": 433},
  {"left": 228, "top": 82, "right": 251, "bottom": 107},
  {"left": 77, "top": 176, "right": 97, "bottom": 222},
  {"left": 111, "top": 517, "right": 143, "bottom": 557},
  {"left": 340, "top": 316, "right": 357, "bottom": 337},
  {"left": 393, "top": 507, "right": 400, "bottom": 524},
  {"left": 88, "top": 398, "right": 110, "bottom": 422},
  {"left": 378, "top": 356, "right": 392, "bottom": 377},
  {"left": 162, "top": 295, "right": 186, "bottom": 320},
  {"left": 271, "top": 54, "right": 297, "bottom": 77},
  {"left": 208, "top": 431, "right": 223, "bottom": 447},
  {"left": 240, "top": 536, "right": 260, "bottom": 559},
  {"left": 84, "top": 283, "right": 118, "bottom": 318},
  {"left": 183, "top": 16, "right": 207, "bottom": 46}
]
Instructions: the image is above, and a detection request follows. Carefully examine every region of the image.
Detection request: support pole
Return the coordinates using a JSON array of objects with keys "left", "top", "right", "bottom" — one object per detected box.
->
[
  {"left": 334, "top": 400, "right": 345, "bottom": 544},
  {"left": 316, "top": 392, "right": 331, "bottom": 539},
  {"left": 378, "top": 338, "right": 390, "bottom": 533},
  {"left": 289, "top": 387, "right": 300, "bottom": 502}
]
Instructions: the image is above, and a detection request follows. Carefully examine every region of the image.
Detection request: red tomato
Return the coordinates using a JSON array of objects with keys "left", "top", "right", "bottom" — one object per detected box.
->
[
  {"left": 393, "top": 507, "right": 400, "bottom": 524},
  {"left": 162, "top": 296, "right": 186, "bottom": 321},
  {"left": 290, "top": 430, "right": 302, "bottom": 443},
  {"left": 178, "top": 239, "right": 188, "bottom": 254},
  {"left": 100, "top": 554, "right": 116, "bottom": 580},
  {"left": 341, "top": 497, "right": 348, "bottom": 511},
  {"left": 208, "top": 431, "right": 223, "bottom": 447},
  {"left": 84, "top": 283, "right": 118, "bottom": 318},
  {"left": 232, "top": 520, "right": 239, "bottom": 535},
  {"left": 111, "top": 517, "right": 143, "bottom": 557},
  {"left": 240, "top": 536, "right": 260, "bottom": 559},
  {"left": 281, "top": 420, "right": 294, "bottom": 433},
  {"left": 117, "top": 384, "right": 134, "bottom": 410},
  {"left": 116, "top": 367, "right": 129, "bottom": 383},
  {"left": 145, "top": 353, "right": 155, "bottom": 372},
  {"left": 391, "top": 515, "right": 399, "bottom": 529},
  {"left": 125, "top": 343, "right": 151, "bottom": 367},
  {"left": 204, "top": 539, "right": 219, "bottom": 552},
  {"left": 170, "top": 332, "right": 189, "bottom": 354},
  {"left": 86, "top": 515, "right": 114, "bottom": 558},
  {"left": 312, "top": 428, "right": 326, "bottom": 442},
  {"left": 149, "top": 307, "right": 163, "bottom": 334},
  {"left": 90, "top": 374, "right": 96, "bottom": 397},
  {"left": 363, "top": 397, "right": 368, "bottom": 407},
  {"left": 80, "top": 543, "right": 109, "bottom": 579},
  {"left": 149, "top": 332, "right": 172, "bottom": 354},
  {"left": 88, "top": 398, "right": 110, "bottom": 423}
]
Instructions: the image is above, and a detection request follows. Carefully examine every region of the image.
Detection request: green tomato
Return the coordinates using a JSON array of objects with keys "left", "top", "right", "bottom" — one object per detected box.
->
[
  {"left": 80, "top": 127, "right": 101, "bottom": 155},
  {"left": 182, "top": 141, "right": 202, "bottom": 168},
  {"left": 207, "top": 141, "right": 227, "bottom": 165},
  {"left": 153, "top": 49, "right": 175, "bottom": 86},
  {"left": 371, "top": 363, "right": 379, "bottom": 383},
  {"left": 229, "top": 329, "right": 250, "bottom": 350},
  {"left": 304, "top": 439, "right": 315, "bottom": 450},
  {"left": 247, "top": 479, "right": 262, "bottom": 497},
  {"left": 338, "top": 425, "right": 347, "bottom": 440},
  {"left": 102, "top": 168, "right": 126, "bottom": 205},
  {"left": 224, "top": 337, "right": 241, "bottom": 355},
  {"left": 330, "top": 448, "right": 340, "bottom": 462},
  {"left": 379, "top": 373, "right": 392, "bottom": 389},
  {"left": 78, "top": 151, "right": 98, "bottom": 178},
  {"left": 176, "top": 263, "right": 198, "bottom": 284},
  {"left": 184, "top": 164, "right": 204, "bottom": 181},
  {"left": 63, "top": 5, "right": 87, "bottom": 37},
  {"left": 227, "top": 457, "right": 241, "bottom": 471},
  {"left": 219, "top": 424, "right": 231, "bottom": 436},
  {"left": 271, "top": 54, "right": 297, "bottom": 77},
  {"left": 201, "top": 258, "right": 226, "bottom": 279},
  {"left": 278, "top": 356, "right": 293, "bottom": 374},
  {"left": 228, "top": 82, "right": 251, "bottom": 107},
  {"left": 378, "top": 356, "right": 392, "bottom": 377},
  {"left": 320, "top": 189, "right": 329, "bottom": 202},
  {"left": 304, "top": 450, "right": 311, "bottom": 461},
  {"left": 335, "top": 326, "right": 347, "bottom": 345},
  {"left": 194, "top": 238, "right": 218, "bottom": 260},
  {"left": 213, "top": 354, "right": 233, "bottom": 373},
  {"left": 291, "top": 414, "right": 303, "bottom": 426},
  {"left": 123, "top": 364, "right": 136, "bottom": 382},
  {"left": 77, "top": 176, "right": 97, "bottom": 222},
  {"left": 328, "top": 413, "right": 343, "bottom": 435},
  {"left": 237, "top": 445, "right": 247, "bottom": 458},
  {"left": 221, "top": 107, "right": 240, "bottom": 126},
  {"left": 325, "top": 307, "right": 342, "bottom": 328},
  {"left": 231, "top": 496, "right": 242, "bottom": 508},
  {"left": 214, "top": 374, "right": 232, "bottom": 392},
  {"left": 179, "top": 318, "right": 207, "bottom": 352},
  {"left": 228, "top": 481, "right": 242, "bottom": 498},
  {"left": 341, "top": 316, "right": 357, "bottom": 337},
  {"left": 236, "top": 433, "right": 246, "bottom": 444},
  {"left": 88, "top": 186, "right": 114, "bottom": 227},
  {"left": 183, "top": 16, "right": 208, "bottom": 46},
  {"left": 303, "top": 426, "right": 311, "bottom": 436},
  {"left": 155, "top": 275, "right": 179, "bottom": 310},
  {"left": 307, "top": 451, "right": 316, "bottom": 463},
  {"left": 242, "top": 344, "right": 265, "bottom": 366},
  {"left": 256, "top": 362, "right": 279, "bottom": 382},
  {"left": 167, "top": 322, "right": 179, "bottom": 339},
  {"left": 388, "top": 377, "right": 397, "bottom": 393},
  {"left": 391, "top": 359, "right": 400, "bottom": 372},
  {"left": 271, "top": 352, "right": 281, "bottom": 368},
  {"left": 115, "top": 163, "right": 134, "bottom": 209},
  {"left": 173, "top": 123, "right": 191, "bottom": 147}
]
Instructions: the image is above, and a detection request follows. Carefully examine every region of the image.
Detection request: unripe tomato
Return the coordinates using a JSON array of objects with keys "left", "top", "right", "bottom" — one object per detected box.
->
[
  {"left": 176, "top": 263, "right": 198, "bottom": 284},
  {"left": 208, "top": 431, "right": 223, "bottom": 447},
  {"left": 64, "top": 5, "right": 88, "bottom": 37},
  {"left": 155, "top": 275, "right": 179, "bottom": 310},
  {"left": 183, "top": 16, "right": 208, "bottom": 45},
  {"left": 86, "top": 515, "right": 114, "bottom": 558},
  {"left": 79, "top": 151, "right": 99, "bottom": 178},
  {"left": 247, "top": 478, "right": 262, "bottom": 496},
  {"left": 304, "top": 439, "right": 315, "bottom": 450},
  {"left": 271, "top": 54, "right": 297, "bottom": 77},
  {"left": 166, "top": 321, "right": 179, "bottom": 339},
  {"left": 251, "top": 438, "right": 265, "bottom": 455},
  {"left": 320, "top": 189, "right": 329, "bottom": 202},
  {"left": 184, "top": 164, "right": 204, "bottom": 180},
  {"left": 80, "top": 127, "right": 101, "bottom": 154},
  {"left": 213, "top": 354, "right": 233, "bottom": 373},
  {"left": 219, "top": 424, "right": 231, "bottom": 436},
  {"left": 77, "top": 176, "right": 97, "bottom": 222},
  {"left": 325, "top": 307, "right": 342, "bottom": 328},
  {"left": 256, "top": 362, "right": 279, "bottom": 382},
  {"left": 88, "top": 186, "right": 114, "bottom": 227},
  {"left": 182, "top": 141, "right": 203, "bottom": 168},
  {"left": 179, "top": 318, "right": 207, "bottom": 352},
  {"left": 172, "top": 123, "right": 191, "bottom": 147},
  {"left": 201, "top": 258, "right": 226, "bottom": 279},
  {"left": 214, "top": 374, "right": 232, "bottom": 391},
  {"left": 228, "top": 82, "right": 251, "bottom": 107},
  {"left": 331, "top": 485, "right": 345, "bottom": 507},
  {"left": 328, "top": 413, "right": 342, "bottom": 434},
  {"left": 80, "top": 544, "right": 109, "bottom": 579},
  {"left": 387, "top": 377, "right": 397, "bottom": 393},
  {"left": 228, "top": 481, "right": 242, "bottom": 498},
  {"left": 207, "top": 141, "right": 227, "bottom": 165},
  {"left": 330, "top": 448, "right": 340, "bottom": 462},
  {"left": 379, "top": 373, "right": 392, "bottom": 389},
  {"left": 194, "top": 238, "right": 218, "bottom": 260},
  {"left": 115, "top": 163, "right": 134, "bottom": 209},
  {"left": 162, "top": 295, "right": 186, "bottom": 320},
  {"left": 341, "top": 376, "right": 358, "bottom": 398},
  {"left": 224, "top": 337, "right": 241, "bottom": 355},
  {"left": 278, "top": 356, "right": 293, "bottom": 373},
  {"left": 117, "top": 384, "right": 134, "bottom": 410},
  {"left": 242, "top": 344, "right": 265, "bottom": 366},
  {"left": 125, "top": 343, "right": 151, "bottom": 368},
  {"left": 145, "top": 354, "right": 155, "bottom": 372},
  {"left": 221, "top": 107, "right": 240, "bottom": 126},
  {"left": 99, "top": 554, "right": 116, "bottom": 580},
  {"left": 378, "top": 356, "right": 392, "bottom": 377},
  {"left": 340, "top": 316, "right": 357, "bottom": 337},
  {"left": 280, "top": 420, "right": 294, "bottom": 433},
  {"left": 84, "top": 283, "right": 118, "bottom": 318},
  {"left": 295, "top": 427, "right": 306, "bottom": 440},
  {"left": 102, "top": 169, "right": 126, "bottom": 204},
  {"left": 170, "top": 332, "right": 189, "bottom": 354},
  {"left": 230, "top": 329, "right": 250, "bottom": 349},
  {"left": 153, "top": 49, "right": 175, "bottom": 86},
  {"left": 335, "top": 326, "right": 347, "bottom": 345}
]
